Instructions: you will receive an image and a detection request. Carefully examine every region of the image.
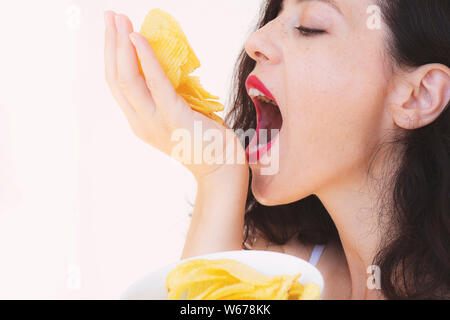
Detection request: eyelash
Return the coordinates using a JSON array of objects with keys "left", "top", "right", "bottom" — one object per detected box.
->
[{"left": 295, "top": 26, "right": 326, "bottom": 37}]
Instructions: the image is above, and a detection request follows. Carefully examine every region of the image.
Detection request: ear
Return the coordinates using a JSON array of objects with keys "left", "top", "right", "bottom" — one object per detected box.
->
[{"left": 386, "top": 64, "right": 450, "bottom": 130}]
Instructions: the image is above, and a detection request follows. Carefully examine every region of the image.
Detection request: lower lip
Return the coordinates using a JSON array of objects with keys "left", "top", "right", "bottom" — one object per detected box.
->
[{"left": 245, "top": 130, "right": 280, "bottom": 163}]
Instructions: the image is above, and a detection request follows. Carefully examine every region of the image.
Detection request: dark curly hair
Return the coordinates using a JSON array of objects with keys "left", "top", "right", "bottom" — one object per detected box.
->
[{"left": 224, "top": 0, "right": 450, "bottom": 299}]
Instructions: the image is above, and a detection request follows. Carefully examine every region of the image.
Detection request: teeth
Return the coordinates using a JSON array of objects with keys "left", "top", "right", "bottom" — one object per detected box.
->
[
  {"left": 249, "top": 88, "right": 277, "bottom": 106},
  {"left": 249, "top": 88, "right": 264, "bottom": 97}
]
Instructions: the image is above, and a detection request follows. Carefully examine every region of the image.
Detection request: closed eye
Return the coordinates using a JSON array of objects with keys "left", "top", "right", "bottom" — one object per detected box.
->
[{"left": 296, "top": 26, "right": 326, "bottom": 36}]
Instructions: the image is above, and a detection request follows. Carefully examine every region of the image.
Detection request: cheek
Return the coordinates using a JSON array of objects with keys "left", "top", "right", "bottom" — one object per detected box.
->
[{"left": 281, "top": 45, "right": 388, "bottom": 192}]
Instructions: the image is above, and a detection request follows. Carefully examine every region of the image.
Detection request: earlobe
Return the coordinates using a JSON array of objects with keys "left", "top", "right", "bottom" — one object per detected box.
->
[{"left": 388, "top": 64, "right": 450, "bottom": 130}]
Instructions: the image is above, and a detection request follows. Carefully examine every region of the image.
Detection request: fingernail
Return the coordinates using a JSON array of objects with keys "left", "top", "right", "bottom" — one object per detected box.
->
[{"left": 115, "top": 14, "right": 127, "bottom": 34}]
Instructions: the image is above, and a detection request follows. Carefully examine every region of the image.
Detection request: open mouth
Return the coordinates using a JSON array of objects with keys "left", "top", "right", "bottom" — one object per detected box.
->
[
  {"left": 249, "top": 88, "right": 283, "bottom": 145},
  {"left": 245, "top": 75, "right": 283, "bottom": 159}
]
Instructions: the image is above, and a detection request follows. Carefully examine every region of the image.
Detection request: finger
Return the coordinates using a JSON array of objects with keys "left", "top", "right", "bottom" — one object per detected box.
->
[
  {"left": 115, "top": 14, "right": 155, "bottom": 119},
  {"left": 128, "top": 32, "right": 181, "bottom": 112},
  {"left": 104, "top": 10, "right": 118, "bottom": 81},
  {"left": 104, "top": 10, "right": 137, "bottom": 122}
]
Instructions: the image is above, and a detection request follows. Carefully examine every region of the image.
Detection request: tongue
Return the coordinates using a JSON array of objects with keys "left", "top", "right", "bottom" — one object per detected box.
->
[{"left": 258, "top": 100, "right": 283, "bottom": 144}]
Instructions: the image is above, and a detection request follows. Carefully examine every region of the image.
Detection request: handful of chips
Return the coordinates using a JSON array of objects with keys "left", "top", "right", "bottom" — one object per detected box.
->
[
  {"left": 166, "top": 258, "right": 321, "bottom": 300},
  {"left": 138, "top": 9, "right": 224, "bottom": 124}
]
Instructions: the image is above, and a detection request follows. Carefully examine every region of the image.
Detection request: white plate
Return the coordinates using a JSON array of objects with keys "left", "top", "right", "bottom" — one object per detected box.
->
[{"left": 121, "top": 250, "right": 324, "bottom": 300}]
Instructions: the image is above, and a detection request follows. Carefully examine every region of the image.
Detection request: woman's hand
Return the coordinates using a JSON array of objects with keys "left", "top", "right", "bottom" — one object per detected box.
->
[{"left": 104, "top": 11, "right": 247, "bottom": 181}]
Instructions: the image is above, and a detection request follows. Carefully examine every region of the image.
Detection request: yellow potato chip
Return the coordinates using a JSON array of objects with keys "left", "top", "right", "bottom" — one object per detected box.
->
[
  {"left": 205, "top": 283, "right": 255, "bottom": 300},
  {"left": 287, "top": 281, "right": 305, "bottom": 300},
  {"left": 166, "top": 258, "right": 320, "bottom": 300},
  {"left": 187, "top": 280, "right": 230, "bottom": 300},
  {"left": 177, "top": 77, "right": 202, "bottom": 98},
  {"left": 205, "top": 112, "right": 224, "bottom": 125},
  {"left": 224, "top": 281, "right": 282, "bottom": 300},
  {"left": 297, "top": 282, "right": 321, "bottom": 300},
  {"left": 151, "top": 36, "right": 188, "bottom": 88},
  {"left": 140, "top": 9, "right": 199, "bottom": 69},
  {"left": 179, "top": 94, "right": 224, "bottom": 115},
  {"left": 272, "top": 274, "right": 301, "bottom": 300},
  {"left": 178, "top": 94, "right": 212, "bottom": 113},
  {"left": 167, "top": 262, "right": 230, "bottom": 288},
  {"left": 180, "top": 76, "right": 220, "bottom": 100},
  {"left": 204, "top": 259, "right": 286, "bottom": 286},
  {"left": 168, "top": 274, "right": 231, "bottom": 300},
  {"left": 202, "top": 100, "right": 224, "bottom": 112},
  {"left": 138, "top": 9, "right": 223, "bottom": 123}
]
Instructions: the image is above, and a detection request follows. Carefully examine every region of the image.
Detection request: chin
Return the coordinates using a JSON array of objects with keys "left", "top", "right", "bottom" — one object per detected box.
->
[
  {"left": 250, "top": 172, "right": 292, "bottom": 206},
  {"left": 250, "top": 167, "right": 316, "bottom": 206},
  {"left": 250, "top": 173, "right": 276, "bottom": 206}
]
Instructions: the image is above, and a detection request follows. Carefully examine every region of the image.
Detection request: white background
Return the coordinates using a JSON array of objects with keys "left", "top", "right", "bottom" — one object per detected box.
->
[{"left": 0, "top": 0, "right": 262, "bottom": 299}]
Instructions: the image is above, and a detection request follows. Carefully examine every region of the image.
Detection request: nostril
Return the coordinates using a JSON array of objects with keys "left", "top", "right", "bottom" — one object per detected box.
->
[
  {"left": 255, "top": 51, "right": 269, "bottom": 61},
  {"left": 245, "top": 31, "right": 280, "bottom": 65}
]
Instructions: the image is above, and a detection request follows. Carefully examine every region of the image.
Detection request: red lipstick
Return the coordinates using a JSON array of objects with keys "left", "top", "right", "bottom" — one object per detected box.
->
[
  {"left": 245, "top": 75, "right": 278, "bottom": 104},
  {"left": 245, "top": 75, "right": 281, "bottom": 163}
]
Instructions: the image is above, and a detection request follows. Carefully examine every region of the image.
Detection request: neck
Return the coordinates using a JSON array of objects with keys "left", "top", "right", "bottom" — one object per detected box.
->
[{"left": 316, "top": 160, "right": 391, "bottom": 300}]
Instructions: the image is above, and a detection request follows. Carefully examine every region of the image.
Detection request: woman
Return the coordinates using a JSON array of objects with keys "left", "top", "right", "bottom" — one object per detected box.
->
[{"left": 104, "top": 0, "right": 449, "bottom": 299}]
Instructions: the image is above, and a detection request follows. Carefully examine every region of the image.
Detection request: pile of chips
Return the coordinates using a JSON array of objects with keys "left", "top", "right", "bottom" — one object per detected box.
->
[
  {"left": 166, "top": 258, "right": 321, "bottom": 300},
  {"left": 139, "top": 9, "right": 224, "bottom": 124}
]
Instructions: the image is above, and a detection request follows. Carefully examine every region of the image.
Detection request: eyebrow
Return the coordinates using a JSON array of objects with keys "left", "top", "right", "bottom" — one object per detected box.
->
[{"left": 283, "top": 0, "right": 344, "bottom": 16}]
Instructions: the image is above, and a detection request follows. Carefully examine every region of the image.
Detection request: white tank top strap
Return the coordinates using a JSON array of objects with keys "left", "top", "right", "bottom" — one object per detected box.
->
[{"left": 308, "top": 244, "right": 325, "bottom": 266}]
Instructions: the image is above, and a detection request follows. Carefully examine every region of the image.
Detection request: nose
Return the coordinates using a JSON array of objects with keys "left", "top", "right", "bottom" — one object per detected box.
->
[{"left": 244, "top": 20, "right": 281, "bottom": 65}]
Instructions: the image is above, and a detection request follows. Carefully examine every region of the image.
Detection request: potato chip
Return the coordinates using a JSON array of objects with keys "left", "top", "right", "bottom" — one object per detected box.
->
[
  {"left": 223, "top": 281, "right": 282, "bottom": 300},
  {"left": 205, "top": 112, "right": 224, "bottom": 125},
  {"left": 187, "top": 280, "right": 229, "bottom": 300},
  {"left": 168, "top": 274, "right": 231, "bottom": 300},
  {"left": 138, "top": 9, "right": 223, "bottom": 124},
  {"left": 206, "top": 283, "right": 255, "bottom": 300},
  {"left": 273, "top": 274, "right": 302, "bottom": 300},
  {"left": 179, "top": 76, "right": 220, "bottom": 100},
  {"left": 179, "top": 94, "right": 223, "bottom": 113},
  {"left": 167, "top": 264, "right": 234, "bottom": 300},
  {"left": 297, "top": 282, "right": 321, "bottom": 300},
  {"left": 205, "top": 259, "right": 286, "bottom": 286},
  {"left": 287, "top": 281, "right": 305, "bottom": 300},
  {"left": 139, "top": 9, "right": 199, "bottom": 69},
  {"left": 166, "top": 258, "right": 321, "bottom": 300}
]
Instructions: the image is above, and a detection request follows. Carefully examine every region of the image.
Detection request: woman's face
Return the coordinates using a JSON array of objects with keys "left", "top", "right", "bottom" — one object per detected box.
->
[{"left": 244, "top": 0, "right": 395, "bottom": 205}]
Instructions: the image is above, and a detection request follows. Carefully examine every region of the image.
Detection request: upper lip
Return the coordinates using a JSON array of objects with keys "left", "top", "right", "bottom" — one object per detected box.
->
[{"left": 245, "top": 75, "right": 278, "bottom": 104}]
